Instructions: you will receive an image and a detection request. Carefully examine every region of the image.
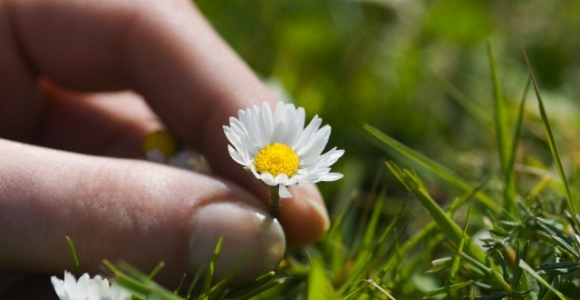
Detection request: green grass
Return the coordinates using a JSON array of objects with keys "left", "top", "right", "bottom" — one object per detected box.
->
[
  {"left": 107, "top": 51, "right": 580, "bottom": 298},
  {"left": 63, "top": 1, "right": 580, "bottom": 299}
]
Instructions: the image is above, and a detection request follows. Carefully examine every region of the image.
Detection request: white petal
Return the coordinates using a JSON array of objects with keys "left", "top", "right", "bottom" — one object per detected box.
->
[
  {"left": 271, "top": 103, "right": 301, "bottom": 144},
  {"left": 249, "top": 167, "right": 262, "bottom": 180},
  {"left": 51, "top": 276, "right": 66, "bottom": 298},
  {"left": 231, "top": 113, "right": 261, "bottom": 153},
  {"left": 260, "top": 173, "right": 277, "bottom": 186},
  {"left": 303, "top": 148, "right": 344, "bottom": 168},
  {"left": 292, "top": 115, "right": 322, "bottom": 149},
  {"left": 273, "top": 102, "right": 288, "bottom": 123},
  {"left": 319, "top": 172, "right": 344, "bottom": 181},
  {"left": 245, "top": 109, "right": 262, "bottom": 147},
  {"left": 110, "top": 284, "right": 132, "bottom": 300},
  {"left": 278, "top": 184, "right": 293, "bottom": 198},
  {"left": 225, "top": 121, "right": 244, "bottom": 149},
  {"left": 297, "top": 125, "right": 330, "bottom": 163},
  {"left": 77, "top": 273, "right": 91, "bottom": 291},
  {"left": 228, "top": 145, "right": 246, "bottom": 165},
  {"left": 271, "top": 121, "right": 288, "bottom": 143},
  {"left": 95, "top": 277, "right": 111, "bottom": 295},
  {"left": 274, "top": 173, "right": 290, "bottom": 185},
  {"left": 286, "top": 175, "right": 301, "bottom": 185},
  {"left": 242, "top": 107, "right": 258, "bottom": 143},
  {"left": 258, "top": 103, "right": 274, "bottom": 144},
  {"left": 327, "top": 149, "right": 345, "bottom": 164},
  {"left": 285, "top": 106, "right": 305, "bottom": 146},
  {"left": 63, "top": 272, "right": 78, "bottom": 295},
  {"left": 51, "top": 272, "right": 132, "bottom": 300}
]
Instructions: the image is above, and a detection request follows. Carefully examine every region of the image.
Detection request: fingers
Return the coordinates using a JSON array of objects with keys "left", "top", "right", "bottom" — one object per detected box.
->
[
  {"left": 0, "top": 139, "right": 285, "bottom": 285},
  {"left": 38, "top": 80, "right": 161, "bottom": 157},
  {"left": 0, "top": 274, "right": 55, "bottom": 299},
  {"left": 5, "top": 0, "right": 271, "bottom": 144},
  {"left": 280, "top": 186, "right": 330, "bottom": 248},
  {"left": 0, "top": 1, "right": 41, "bottom": 141},
  {"left": 4, "top": 0, "right": 329, "bottom": 246}
]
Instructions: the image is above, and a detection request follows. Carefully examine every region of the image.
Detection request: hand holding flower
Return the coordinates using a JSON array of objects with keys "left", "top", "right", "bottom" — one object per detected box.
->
[{"left": 0, "top": 0, "right": 331, "bottom": 297}]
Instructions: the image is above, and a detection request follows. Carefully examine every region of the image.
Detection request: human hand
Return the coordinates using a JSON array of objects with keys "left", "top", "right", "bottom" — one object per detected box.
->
[{"left": 0, "top": 0, "right": 330, "bottom": 297}]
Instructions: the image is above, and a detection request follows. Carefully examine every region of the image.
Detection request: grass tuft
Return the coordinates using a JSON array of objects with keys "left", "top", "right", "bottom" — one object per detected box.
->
[{"left": 523, "top": 49, "right": 576, "bottom": 215}]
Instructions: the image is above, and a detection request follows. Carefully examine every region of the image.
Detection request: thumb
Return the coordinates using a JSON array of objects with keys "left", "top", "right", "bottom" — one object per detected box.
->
[{"left": 0, "top": 138, "right": 285, "bottom": 286}]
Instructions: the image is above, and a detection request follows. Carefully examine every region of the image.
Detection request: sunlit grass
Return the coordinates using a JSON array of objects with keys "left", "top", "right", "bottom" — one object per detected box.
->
[
  {"left": 43, "top": 27, "right": 568, "bottom": 297},
  {"left": 98, "top": 46, "right": 580, "bottom": 299},
  {"left": 50, "top": 1, "right": 580, "bottom": 298}
]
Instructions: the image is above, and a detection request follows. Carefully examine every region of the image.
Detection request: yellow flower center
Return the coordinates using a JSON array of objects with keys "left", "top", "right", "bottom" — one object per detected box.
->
[
  {"left": 254, "top": 143, "right": 300, "bottom": 176},
  {"left": 142, "top": 130, "right": 177, "bottom": 158}
]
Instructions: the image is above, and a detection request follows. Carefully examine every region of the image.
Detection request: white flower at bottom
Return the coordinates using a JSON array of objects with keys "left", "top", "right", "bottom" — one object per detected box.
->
[
  {"left": 51, "top": 271, "right": 131, "bottom": 300},
  {"left": 224, "top": 102, "right": 344, "bottom": 198}
]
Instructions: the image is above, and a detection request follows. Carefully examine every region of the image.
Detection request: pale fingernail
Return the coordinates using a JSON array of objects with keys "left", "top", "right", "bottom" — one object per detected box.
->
[{"left": 188, "top": 202, "right": 285, "bottom": 284}]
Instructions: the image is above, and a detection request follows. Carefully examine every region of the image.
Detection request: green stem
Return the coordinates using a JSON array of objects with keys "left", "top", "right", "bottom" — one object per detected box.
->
[{"left": 271, "top": 187, "right": 280, "bottom": 219}]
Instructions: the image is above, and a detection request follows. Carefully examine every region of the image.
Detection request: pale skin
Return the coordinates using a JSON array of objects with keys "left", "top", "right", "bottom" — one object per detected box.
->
[{"left": 0, "top": 0, "right": 330, "bottom": 297}]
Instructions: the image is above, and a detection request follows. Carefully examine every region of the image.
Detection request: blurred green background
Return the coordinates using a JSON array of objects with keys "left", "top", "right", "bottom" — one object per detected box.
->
[
  {"left": 194, "top": 0, "right": 580, "bottom": 201},
  {"left": 189, "top": 1, "right": 580, "bottom": 297}
]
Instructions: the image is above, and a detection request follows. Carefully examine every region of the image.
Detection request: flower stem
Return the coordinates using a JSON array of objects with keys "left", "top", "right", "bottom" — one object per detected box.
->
[{"left": 270, "top": 187, "right": 280, "bottom": 219}]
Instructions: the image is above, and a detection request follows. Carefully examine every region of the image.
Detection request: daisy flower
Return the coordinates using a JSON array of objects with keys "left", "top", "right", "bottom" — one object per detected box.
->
[
  {"left": 223, "top": 102, "right": 344, "bottom": 199},
  {"left": 51, "top": 271, "right": 131, "bottom": 300}
]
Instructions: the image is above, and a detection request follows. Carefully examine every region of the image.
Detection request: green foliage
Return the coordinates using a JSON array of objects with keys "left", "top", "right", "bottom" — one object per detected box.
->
[{"left": 83, "top": 1, "right": 580, "bottom": 299}]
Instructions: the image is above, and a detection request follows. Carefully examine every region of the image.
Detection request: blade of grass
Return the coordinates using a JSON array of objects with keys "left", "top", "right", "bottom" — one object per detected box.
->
[
  {"left": 307, "top": 252, "right": 338, "bottom": 299},
  {"left": 383, "top": 193, "right": 471, "bottom": 276},
  {"left": 523, "top": 50, "right": 575, "bottom": 215},
  {"left": 229, "top": 272, "right": 283, "bottom": 300},
  {"left": 147, "top": 262, "right": 165, "bottom": 280},
  {"left": 65, "top": 236, "right": 81, "bottom": 277},
  {"left": 518, "top": 260, "right": 566, "bottom": 300},
  {"left": 458, "top": 252, "right": 513, "bottom": 293},
  {"left": 487, "top": 39, "right": 516, "bottom": 213},
  {"left": 424, "top": 282, "right": 471, "bottom": 298},
  {"left": 378, "top": 208, "right": 408, "bottom": 292},
  {"left": 365, "top": 124, "right": 500, "bottom": 213},
  {"left": 448, "top": 205, "right": 473, "bottom": 286},
  {"left": 105, "top": 261, "right": 185, "bottom": 300},
  {"left": 365, "top": 279, "right": 396, "bottom": 300},
  {"left": 340, "top": 191, "right": 399, "bottom": 291},
  {"left": 506, "top": 77, "right": 531, "bottom": 180},
  {"left": 437, "top": 76, "right": 494, "bottom": 132},
  {"left": 231, "top": 278, "right": 286, "bottom": 300},
  {"left": 385, "top": 162, "right": 485, "bottom": 262},
  {"left": 386, "top": 162, "right": 515, "bottom": 292},
  {"left": 201, "top": 236, "right": 224, "bottom": 299},
  {"left": 362, "top": 191, "right": 385, "bottom": 248},
  {"left": 381, "top": 180, "right": 485, "bottom": 279},
  {"left": 374, "top": 204, "right": 405, "bottom": 272},
  {"left": 495, "top": 251, "right": 510, "bottom": 284},
  {"left": 340, "top": 281, "right": 370, "bottom": 299},
  {"left": 513, "top": 242, "right": 535, "bottom": 300},
  {"left": 337, "top": 249, "right": 373, "bottom": 294},
  {"left": 504, "top": 78, "right": 531, "bottom": 216}
]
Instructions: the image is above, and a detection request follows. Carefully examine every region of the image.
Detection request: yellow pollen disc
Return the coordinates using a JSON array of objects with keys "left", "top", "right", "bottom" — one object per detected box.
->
[{"left": 254, "top": 143, "right": 299, "bottom": 176}]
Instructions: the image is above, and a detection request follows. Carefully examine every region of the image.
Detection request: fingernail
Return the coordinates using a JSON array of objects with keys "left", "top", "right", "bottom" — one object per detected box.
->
[{"left": 188, "top": 202, "right": 285, "bottom": 284}]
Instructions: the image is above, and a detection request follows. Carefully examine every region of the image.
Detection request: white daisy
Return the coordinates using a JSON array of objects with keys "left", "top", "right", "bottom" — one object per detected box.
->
[
  {"left": 51, "top": 271, "right": 131, "bottom": 300},
  {"left": 224, "top": 102, "right": 344, "bottom": 198}
]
